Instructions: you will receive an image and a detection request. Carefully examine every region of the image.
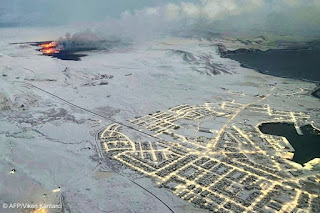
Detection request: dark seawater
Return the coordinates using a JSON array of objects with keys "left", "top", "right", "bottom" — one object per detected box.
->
[
  {"left": 259, "top": 123, "right": 320, "bottom": 165},
  {"left": 221, "top": 44, "right": 320, "bottom": 82}
]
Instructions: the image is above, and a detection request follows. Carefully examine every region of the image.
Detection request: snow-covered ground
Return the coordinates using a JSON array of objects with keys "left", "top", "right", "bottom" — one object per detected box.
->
[{"left": 0, "top": 27, "right": 319, "bottom": 213}]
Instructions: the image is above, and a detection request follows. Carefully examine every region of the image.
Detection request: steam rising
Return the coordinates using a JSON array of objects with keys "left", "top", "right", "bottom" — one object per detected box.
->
[
  {"left": 93, "top": 0, "right": 320, "bottom": 40},
  {"left": 166, "top": 0, "right": 320, "bottom": 35}
]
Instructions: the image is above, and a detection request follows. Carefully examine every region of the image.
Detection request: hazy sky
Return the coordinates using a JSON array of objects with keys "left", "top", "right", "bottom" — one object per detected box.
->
[
  {"left": 1, "top": 0, "right": 320, "bottom": 37},
  {"left": 0, "top": 0, "right": 196, "bottom": 26}
]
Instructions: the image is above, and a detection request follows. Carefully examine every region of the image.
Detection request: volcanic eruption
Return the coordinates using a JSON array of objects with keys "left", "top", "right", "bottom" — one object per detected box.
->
[
  {"left": 36, "top": 31, "right": 125, "bottom": 61},
  {"left": 39, "top": 41, "right": 60, "bottom": 55}
]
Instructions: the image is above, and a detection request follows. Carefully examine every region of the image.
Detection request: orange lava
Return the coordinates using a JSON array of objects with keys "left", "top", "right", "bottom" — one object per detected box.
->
[
  {"left": 40, "top": 48, "right": 60, "bottom": 54},
  {"left": 39, "top": 41, "right": 56, "bottom": 48},
  {"left": 39, "top": 41, "right": 60, "bottom": 54}
]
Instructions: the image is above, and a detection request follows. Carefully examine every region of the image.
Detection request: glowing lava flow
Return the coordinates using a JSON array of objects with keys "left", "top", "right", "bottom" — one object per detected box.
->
[
  {"left": 40, "top": 48, "right": 60, "bottom": 54},
  {"left": 39, "top": 41, "right": 60, "bottom": 55},
  {"left": 39, "top": 41, "right": 56, "bottom": 48}
]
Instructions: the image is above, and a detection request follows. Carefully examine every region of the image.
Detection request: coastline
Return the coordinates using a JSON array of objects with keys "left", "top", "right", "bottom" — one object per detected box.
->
[{"left": 217, "top": 44, "right": 320, "bottom": 99}]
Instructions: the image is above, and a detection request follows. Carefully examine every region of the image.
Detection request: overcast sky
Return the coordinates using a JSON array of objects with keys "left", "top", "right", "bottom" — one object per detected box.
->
[
  {"left": 0, "top": 0, "right": 196, "bottom": 26},
  {"left": 1, "top": 0, "right": 320, "bottom": 37}
]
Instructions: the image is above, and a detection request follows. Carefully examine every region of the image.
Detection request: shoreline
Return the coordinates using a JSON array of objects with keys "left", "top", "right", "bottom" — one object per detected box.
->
[{"left": 216, "top": 44, "right": 320, "bottom": 99}]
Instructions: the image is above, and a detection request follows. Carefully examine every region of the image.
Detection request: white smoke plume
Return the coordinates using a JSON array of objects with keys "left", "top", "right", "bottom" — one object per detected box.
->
[
  {"left": 89, "top": 0, "right": 320, "bottom": 41},
  {"left": 164, "top": 0, "right": 320, "bottom": 35}
]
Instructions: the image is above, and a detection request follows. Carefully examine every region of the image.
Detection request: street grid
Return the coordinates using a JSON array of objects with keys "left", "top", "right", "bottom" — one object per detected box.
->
[{"left": 99, "top": 101, "right": 320, "bottom": 213}]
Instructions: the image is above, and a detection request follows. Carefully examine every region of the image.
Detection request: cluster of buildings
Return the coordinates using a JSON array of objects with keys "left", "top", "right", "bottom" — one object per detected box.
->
[{"left": 99, "top": 101, "right": 319, "bottom": 212}]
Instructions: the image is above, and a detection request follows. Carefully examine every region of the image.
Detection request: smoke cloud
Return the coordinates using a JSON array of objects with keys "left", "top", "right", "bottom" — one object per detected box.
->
[
  {"left": 163, "top": 0, "right": 320, "bottom": 35},
  {"left": 90, "top": 0, "right": 320, "bottom": 41}
]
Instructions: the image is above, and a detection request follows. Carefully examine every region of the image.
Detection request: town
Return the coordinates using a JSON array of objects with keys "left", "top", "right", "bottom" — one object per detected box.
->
[{"left": 99, "top": 101, "right": 320, "bottom": 213}]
